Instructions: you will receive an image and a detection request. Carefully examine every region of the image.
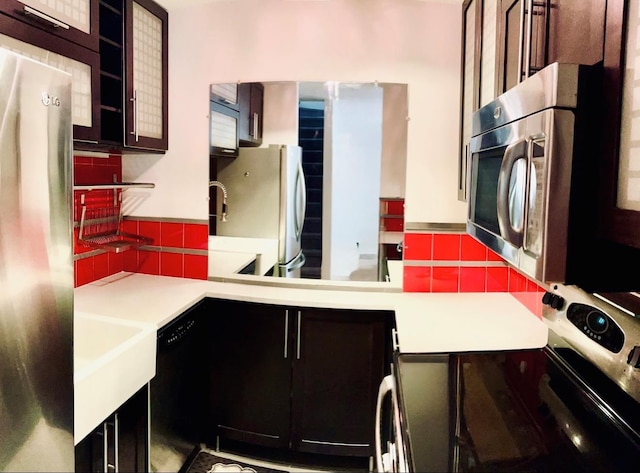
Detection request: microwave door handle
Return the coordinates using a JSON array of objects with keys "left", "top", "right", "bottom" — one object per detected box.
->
[{"left": 497, "top": 138, "right": 527, "bottom": 247}]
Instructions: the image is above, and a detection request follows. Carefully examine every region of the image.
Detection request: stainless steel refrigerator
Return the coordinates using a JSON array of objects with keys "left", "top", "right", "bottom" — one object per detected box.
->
[
  {"left": 0, "top": 48, "right": 74, "bottom": 471},
  {"left": 216, "top": 144, "right": 307, "bottom": 277}
]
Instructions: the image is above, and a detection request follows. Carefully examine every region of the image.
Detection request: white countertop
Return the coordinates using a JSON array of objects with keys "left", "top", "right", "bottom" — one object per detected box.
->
[
  {"left": 209, "top": 236, "right": 278, "bottom": 276},
  {"left": 73, "top": 272, "right": 548, "bottom": 442}
]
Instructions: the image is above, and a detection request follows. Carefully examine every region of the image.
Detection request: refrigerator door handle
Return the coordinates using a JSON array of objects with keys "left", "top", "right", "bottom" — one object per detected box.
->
[{"left": 294, "top": 158, "right": 307, "bottom": 240}]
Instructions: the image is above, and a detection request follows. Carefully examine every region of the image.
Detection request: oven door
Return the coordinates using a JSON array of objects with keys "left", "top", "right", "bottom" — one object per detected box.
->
[
  {"left": 467, "top": 107, "right": 575, "bottom": 283},
  {"left": 453, "top": 349, "right": 640, "bottom": 472}
]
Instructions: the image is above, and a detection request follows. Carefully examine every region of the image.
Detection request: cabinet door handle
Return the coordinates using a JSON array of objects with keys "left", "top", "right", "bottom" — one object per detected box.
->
[
  {"left": 23, "top": 5, "right": 70, "bottom": 29},
  {"left": 524, "top": 0, "right": 534, "bottom": 79},
  {"left": 130, "top": 89, "right": 139, "bottom": 141},
  {"left": 102, "top": 422, "right": 109, "bottom": 473},
  {"left": 252, "top": 112, "right": 259, "bottom": 139},
  {"left": 296, "top": 311, "right": 301, "bottom": 360},
  {"left": 284, "top": 309, "right": 289, "bottom": 359},
  {"left": 114, "top": 413, "right": 119, "bottom": 473},
  {"left": 517, "top": 0, "right": 526, "bottom": 83}
]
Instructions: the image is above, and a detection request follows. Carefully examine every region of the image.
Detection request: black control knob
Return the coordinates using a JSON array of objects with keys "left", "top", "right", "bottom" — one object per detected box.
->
[
  {"left": 627, "top": 346, "right": 640, "bottom": 368},
  {"left": 542, "top": 291, "right": 565, "bottom": 310}
]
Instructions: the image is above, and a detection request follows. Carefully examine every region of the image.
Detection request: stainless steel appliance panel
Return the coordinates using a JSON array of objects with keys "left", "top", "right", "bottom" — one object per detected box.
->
[
  {"left": 216, "top": 144, "right": 306, "bottom": 277},
  {"left": 0, "top": 47, "right": 74, "bottom": 472}
]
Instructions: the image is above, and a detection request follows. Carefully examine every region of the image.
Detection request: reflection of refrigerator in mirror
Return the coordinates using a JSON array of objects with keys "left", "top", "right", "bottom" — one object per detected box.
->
[
  {"left": 0, "top": 47, "right": 74, "bottom": 472},
  {"left": 216, "top": 144, "right": 307, "bottom": 277}
]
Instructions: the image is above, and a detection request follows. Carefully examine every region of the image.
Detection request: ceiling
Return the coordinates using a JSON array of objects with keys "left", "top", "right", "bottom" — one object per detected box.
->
[{"left": 155, "top": 0, "right": 462, "bottom": 12}]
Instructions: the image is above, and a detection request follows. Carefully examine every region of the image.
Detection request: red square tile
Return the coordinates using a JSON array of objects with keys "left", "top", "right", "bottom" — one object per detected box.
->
[
  {"left": 403, "top": 266, "right": 432, "bottom": 292},
  {"left": 185, "top": 254, "right": 208, "bottom": 280},
  {"left": 184, "top": 223, "right": 209, "bottom": 250},
  {"left": 160, "top": 252, "right": 183, "bottom": 277},
  {"left": 486, "top": 266, "right": 509, "bottom": 292},
  {"left": 509, "top": 268, "right": 528, "bottom": 293},
  {"left": 403, "top": 233, "right": 432, "bottom": 260},
  {"left": 460, "top": 267, "right": 486, "bottom": 292},
  {"left": 108, "top": 252, "right": 124, "bottom": 275},
  {"left": 94, "top": 252, "right": 109, "bottom": 280},
  {"left": 121, "top": 219, "right": 138, "bottom": 235},
  {"left": 433, "top": 234, "right": 461, "bottom": 261},
  {"left": 123, "top": 249, "right": 139, "bottom": 272},
  {"left": 460, "top": 235, "right": 487, "bottom": 261},
  {"left": 386, "top": 200, "right": 404, "bottom": 215},
  {"left": 161, "top": 222, "right": 184, "bottom": 248},
  {"left": 139, "top": 221, "right": 161, "bottom": 245},
  {"left": 138, "top": 250, "right": 160, "bottom": 275},
  {"left": 75, "top": 257, "right": 94, "bottom": 287},
  {"left": 383, "top": 218, "right": 404, "bottom": 232},
  {"left": 487, "top": 249, "right": 503, "bottom": 262},
  {"left": 431, "top": 266, "right": 460, "bottom": 292}
]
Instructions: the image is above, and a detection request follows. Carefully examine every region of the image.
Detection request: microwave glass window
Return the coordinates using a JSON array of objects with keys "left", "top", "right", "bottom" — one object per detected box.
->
[{"left": 472, "top": 149, "right": 503, "bottom": 236}]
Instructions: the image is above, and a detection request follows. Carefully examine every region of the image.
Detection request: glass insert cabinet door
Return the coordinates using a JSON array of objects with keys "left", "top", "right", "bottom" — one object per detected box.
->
[
  {"left": 125, "top": 0, "right": 168, "bottom": 151},
  {"left": 18, "top": 0, "right": 91, "bottom": 33}
]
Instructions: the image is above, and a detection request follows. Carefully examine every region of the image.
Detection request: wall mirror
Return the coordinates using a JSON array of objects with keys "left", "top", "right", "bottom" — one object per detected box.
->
[{"left": 209, "top": 81, "right": 408, "bottom": 283}]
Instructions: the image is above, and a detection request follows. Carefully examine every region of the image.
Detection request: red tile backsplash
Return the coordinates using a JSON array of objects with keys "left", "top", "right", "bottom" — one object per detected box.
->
[
  {"left": 160, "top": 252, "right": 184, "bottom": 277},
  {"left": 431, "top": 266, "right": 460, "bottom": 292},
  {"left": 73, "top": 155, "right": 209, "bottom": 287},
  {"left": 402, "top": 230, "right": 546, "bottom": 317},
  {"left": 403, "top": 266, "right": 432, "bottom": 292},
  {"left": 433, "top": 233, "right": 461, "bottom": 260},
  {"left": 459, "top": 266, "right": 486, "bottom": 292},
  {"left": 461, "top": 234, "right": 487, "bottom": 261},
  {"left": 404, "top": 233, "right": 432, "bottom": 260}
]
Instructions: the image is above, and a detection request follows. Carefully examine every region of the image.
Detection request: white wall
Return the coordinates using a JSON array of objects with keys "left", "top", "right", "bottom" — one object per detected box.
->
[
  {"left": 124, "top": 0, "right": 466, "bottom": 224},
  {"left": 327, "top": 85, "right": 383, "bottom": 280}
]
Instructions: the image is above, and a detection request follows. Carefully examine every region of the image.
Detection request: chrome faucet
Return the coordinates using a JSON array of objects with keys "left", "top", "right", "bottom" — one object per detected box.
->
[{"left": 209, "top": 180, "right": 228, "bottom": 222}]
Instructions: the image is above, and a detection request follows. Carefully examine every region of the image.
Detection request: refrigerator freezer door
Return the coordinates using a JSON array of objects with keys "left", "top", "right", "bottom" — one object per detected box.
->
[
  {"left": 216, "top": 146, "right": 281, "bottom": 240},
  {"left": 281, "top": 145, "right": 306, "bottom": 266},
  {"left": 0, "top": 49, "right": 74, "bottom": 471}
]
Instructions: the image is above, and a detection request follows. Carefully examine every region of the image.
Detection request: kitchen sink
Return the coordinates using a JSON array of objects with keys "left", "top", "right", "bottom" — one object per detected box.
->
[{"left": 74, "top": 311, "right": 156, "bottom": 444}]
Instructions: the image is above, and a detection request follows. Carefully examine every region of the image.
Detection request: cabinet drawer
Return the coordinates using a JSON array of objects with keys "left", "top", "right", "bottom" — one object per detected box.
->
[
  {"left": 0, "top": 0, "right": 99, "bottom": 51},
  {"left": 0, "top": 15, "right": 100, "bottom": 144}
]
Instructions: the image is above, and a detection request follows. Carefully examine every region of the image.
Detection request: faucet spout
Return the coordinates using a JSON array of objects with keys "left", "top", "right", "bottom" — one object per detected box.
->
[{"left": 209, "top": 180, "right": 228, "bottom": 222}]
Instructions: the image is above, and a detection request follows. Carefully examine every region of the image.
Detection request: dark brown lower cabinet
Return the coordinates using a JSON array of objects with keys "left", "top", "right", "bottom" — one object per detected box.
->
[
  {"left": 207, "top": 299, "right": 391, "bottom": 458},
  {"left": 75, "top": 385, "right": 149, "bottom": 472},
  {"left": 208, "top": 301, "right": 292, "bottom": 449}
]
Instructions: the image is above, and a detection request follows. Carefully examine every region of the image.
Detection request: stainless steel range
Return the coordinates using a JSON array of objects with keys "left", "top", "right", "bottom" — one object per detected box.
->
[{"left": 376, "top": 286, "right": 640, "bottom": 472}]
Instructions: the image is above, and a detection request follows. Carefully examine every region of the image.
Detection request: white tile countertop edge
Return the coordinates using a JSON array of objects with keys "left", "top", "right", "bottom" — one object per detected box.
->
[{"left": 73, "top": 272, "right": 549, "bottom": 441}]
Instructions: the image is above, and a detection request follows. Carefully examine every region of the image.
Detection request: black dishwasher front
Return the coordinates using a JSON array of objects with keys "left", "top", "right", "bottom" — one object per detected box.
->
[{"left": 150, "top": 301, "right": 208, "bottom": 472}]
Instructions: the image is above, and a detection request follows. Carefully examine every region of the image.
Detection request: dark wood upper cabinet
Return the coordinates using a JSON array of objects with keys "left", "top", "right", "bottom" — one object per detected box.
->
[
  {"left": 598, "top": 0, "right": 640, "bottom": 249},
  {"left": 123, "top": 0, "right": 168, "bottom": 152},
  {"left": 458, "top": 0, "right": 499, "bottom": 202},
  {"left": 496, "top": 0, "right": 606, "bottom": 94},
  {"left": 0, "top": 0, "right": 99, "bottom": 52},
  {"left": 0, "top": 10, "right": 101, "bottom": 144},
  {"left": 238, "top": 82, "right": 264, "bottom": 147}
]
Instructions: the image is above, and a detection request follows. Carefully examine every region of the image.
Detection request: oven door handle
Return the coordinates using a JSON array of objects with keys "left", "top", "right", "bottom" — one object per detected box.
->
[
  {"left": 375, "top": 375, "right": 395, "bottom": 473},
  {"left": 497, "top": 138, "right": 527, "bottom": 247},
  {"left": 375, "top": 375, "right": 409, "bottom": 473}
]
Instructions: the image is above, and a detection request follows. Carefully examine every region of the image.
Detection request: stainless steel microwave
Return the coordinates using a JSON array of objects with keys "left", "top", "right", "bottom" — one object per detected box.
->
[{"left": 467, "top": 62, "right": 640, "bottom": 291}]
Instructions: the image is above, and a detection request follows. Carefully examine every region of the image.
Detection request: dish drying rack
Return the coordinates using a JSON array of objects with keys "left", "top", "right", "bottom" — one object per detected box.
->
[{"left": 76, "top": 182, "right": 155, "bottom": 253}]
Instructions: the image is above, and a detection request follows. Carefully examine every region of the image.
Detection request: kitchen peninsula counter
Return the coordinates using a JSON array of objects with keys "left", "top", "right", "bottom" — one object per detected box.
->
[
  {"left": 73, "top": 272, "right": 547, "bottom": 444},
  {"left": 75, "top": 272, "right": 547, "bottom": 353}
]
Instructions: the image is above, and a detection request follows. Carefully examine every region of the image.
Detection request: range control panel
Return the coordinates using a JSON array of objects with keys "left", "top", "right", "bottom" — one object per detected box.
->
[{"left": 566, "top": 303, "right": 625, "bottom": 353}]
